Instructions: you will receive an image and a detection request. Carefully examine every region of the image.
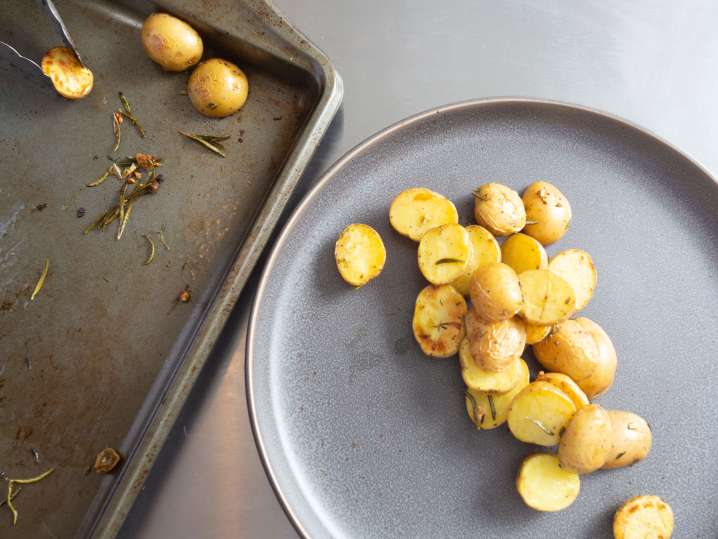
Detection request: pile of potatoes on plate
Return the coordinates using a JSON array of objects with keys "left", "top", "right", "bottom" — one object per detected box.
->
[{"left": 334, "top": 181, "right": 673, "bottom": 538}]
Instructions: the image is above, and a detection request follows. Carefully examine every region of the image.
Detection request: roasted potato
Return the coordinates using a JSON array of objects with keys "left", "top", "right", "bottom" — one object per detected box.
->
[
  {"left": 525, "top": 323, "right": 551, "bottom": 345},
  {"left": 417, "top": 224, "right": 472, "bottom": 284},
  {"left": 188, "top": 58, "right": 249, "bottom": 117},
  {"left": 558, "top": 404, "right": 612, "bottom": 474},
  {"left": 465, "top": 358, "right": 530, "bottom": 429},
  {"left": 519, "top": 269, "right": 575, "bottom": 325},
  {"left": 470, "top": 262, "right": 522, "bottom": 321},
  {"left": 473, "top": 183, "right": 526, "bottom": 236},
  {"left": 389, "top": 188, "right": 459, "bottom": 241},
  {"left": 334, "top": 224, "right": 386, "bottom": 286},
  {"left": 522, "top": 181, "right": 572, "bottom": 245},
  {"left": 464, "top": 310, "right": 526, "bottom": 372},
  {"left": 535, "top": 371, "right": 589, "bottom": 409},
  {"left": 459, "top": 339, "right": 523, "bottom": 393},
  {"left": 603, "top": 410, "right": 652, "bottom": 469},
  {"left": 141, "top": 13, "right": 203, "bottom": 71},
  {"left": 450, "top": 225, "right": 501, "bottom": 296},
  {"left": 613, "top": 495, "right": 674, "bottom": 539},
  {"left": 516, "top": 454, "right": 580, "bottom": 512},
  {"left": 412, "top": 285, "right": 467, "bottom": 357},
  {"left": 501, "top": 233, "right": 548, "bottom": 274},
  {"left": 507, "top": 381, "right": 577, "bottom": 446},
  {"left": 533, "top": 317, "right": 617, "bottom": 399},
  {"left": 549, "top": 249, "right": 597, "bottom": 311},
  {"left": 41, "top": 47, "right": 94, "bottom": 99}
]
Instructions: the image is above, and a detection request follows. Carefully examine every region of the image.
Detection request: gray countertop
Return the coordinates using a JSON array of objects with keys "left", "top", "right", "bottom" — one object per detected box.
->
[{"left": 119, "top": 1, "right": 718, "bottom": 537}]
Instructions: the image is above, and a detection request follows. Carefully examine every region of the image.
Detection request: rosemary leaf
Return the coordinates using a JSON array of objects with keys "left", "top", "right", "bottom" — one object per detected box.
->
[
  {"left": 487, "top": 394, "right": 497, "bottom": 421},
  {"left": 435, "top": 258, "right": 465, "bottom": 265},
  {"left": 178, "top": 130, "right": 229, "bottom": 157},
  {"left": 143, "top": 234, "right": 156, "bottom": 265},
  {"left": 528, "top": 418, "right": 554, "bottom": 436},
  {"left": 159, "top": 224, "right": 170, "bottom": 250},
  {"left": 87, "top": 168, "right": 111, "bottom": 187},
  {"left": 30, "top": 258, "right": 49, "bottom": 301},
  {"left": 112, "top": 112, "right": 122, "bottom": 152},
  {"left": 119, "top": 92, "right": 145, "bottom": 137},
  {"left": 116, "top": 202, "right": 133, "bottom": 240}
]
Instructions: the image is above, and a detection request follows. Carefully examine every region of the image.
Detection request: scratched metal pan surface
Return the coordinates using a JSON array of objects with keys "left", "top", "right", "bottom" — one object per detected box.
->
[
  {"left": 0, "top": 0, "right": 341, "bottom": 537},
  {"left": 247, "top": 98, "right": 718, "bottom": 538}
]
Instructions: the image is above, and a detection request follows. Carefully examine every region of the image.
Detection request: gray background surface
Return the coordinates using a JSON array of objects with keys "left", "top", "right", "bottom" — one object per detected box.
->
[{"left": 120, "top": 1, "right": 718, "bottom": 537}]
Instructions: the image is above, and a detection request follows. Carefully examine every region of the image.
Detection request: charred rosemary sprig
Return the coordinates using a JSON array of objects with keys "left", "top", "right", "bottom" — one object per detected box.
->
[
  {"left": 118, "top": 92, "right": 145, "bottom": 138},
  {"left": 30, "top": 258, "right": 49, "bottom": 301},
  {"left": 4, "top": 468, "right": 54, "bottom": 526},
  {"left": 178, "top": 131, "right": 230, "bottom": 157}
]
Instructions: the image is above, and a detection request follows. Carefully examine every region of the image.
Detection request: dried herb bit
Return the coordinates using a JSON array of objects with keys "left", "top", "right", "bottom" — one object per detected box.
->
[
  {"left": 528, "top": 418, "right": 555, "bottom": 436},
  {"left": 87, "top": 168, "right": 111, "bottom": 187},
  {"left": 615, "top": 451, "right": 626, "bottom": 461},
  {"left": 5, "top": 468, "right": 54, "bottom": 526},
  {"left": 487, "top": 394, "right": 497, "bottom": 421},
  {"left": 35, "top": 203, "right": 47, "bottom": 211},
  {"left": 112, "top": 111, "right": 123, "bottom": 152},
  {"left": 94, "top": 448, "right": 122, "bottom": 474},
  {"left": 178, "top": 285, "right": 191, "bottom": 303},
  {"left": 465, "top": 391, "right": 483, "bottom": 429},
  {"left": 143, "top": 234, "right": 156, "bottom": 266},
  {"left": 118, "top": 92, "right": 145, "bottom": 138},
  {"left": 434, "top": 321, "right": 462, "bottom": 330},
  {"left": 30, "top": 258, "right": 49, "bottom": 301},
  {"left": 76, "top": 207, "right": 86, "bottom": 218},
  {"left": 134, "top": 152, "right": 161, "bottom": 170},
  {"left": 435, "top": 258, "right": 465, "bottom": 265},
  {"left": 30, "top": 448, "right": 40, "bottom": 464},
  {"left": 159, "top": 224, "right": 170, "bottom": 250},
  {"left": 178, "top": 130, "right": 230, "bottom": 157}
]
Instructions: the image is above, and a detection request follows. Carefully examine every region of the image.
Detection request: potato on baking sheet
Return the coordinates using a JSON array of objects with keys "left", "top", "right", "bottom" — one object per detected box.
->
[
  {"left": 522, "top": 181, "right": 572, "bottom": 245},
  {"left": 389, "top": 188, "right": 459, "bottom": 241},
  {"left": 603, "top": 410, "right": 652, "bottom": 470},
  {"left": 334, "top": 224, "right": 386, "bottom": 287},
  {"left": 507, "top": 381, "right": 576, "bottom": 446},
  {"left": 458, "top": 339, "right": 523, "bottom": 393},
  {"left": 535, "top": 371, "right": 589, "bottom": 409},
  {"left": 412, "top": 284, "right": 467, "bottom": 357},
  {"left": 501, "top": 233, "right": 548, "bottom": 274},
  {"left": 516, "top": 454, "right": 580, "bottom": 512},
  {"left": 518, "top": 269, "right": 575, "bottom": 325},
  {"left": 464, "top": 310, "right": 526, "bottom": 372},
  {"left": 464, "top": 358, "right": 529, "bottom": 429},
  {"left": 613, "top": 495, "right": 674, "bottom": 539},
  {"left": 450, "top": 225, "right": 501, "bottom": 296},
  {"left": 549, "top": 248, "right": 597, "bottom": 311},
  {"left": 417, "top": 224, "right": 472, "bottom": 284},
  {"left": 41, "top": 47, "right": 94, "bottom": 99},
  {"left": 473, "top": 182, "right": 526, "bottom": 236},
  {"left": 558, "top": 404, "right": 612, "bottom": 474}
]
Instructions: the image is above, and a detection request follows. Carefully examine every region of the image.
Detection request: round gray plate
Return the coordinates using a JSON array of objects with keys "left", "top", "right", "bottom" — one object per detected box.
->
[{"left": 247, "top": 99, "right": 718, "bottom": 539}]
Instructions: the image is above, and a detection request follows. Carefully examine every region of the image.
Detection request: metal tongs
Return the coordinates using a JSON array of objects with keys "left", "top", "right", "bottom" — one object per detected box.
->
[{"left": 0, "top": 0, "right": 85, "bottom": 72}]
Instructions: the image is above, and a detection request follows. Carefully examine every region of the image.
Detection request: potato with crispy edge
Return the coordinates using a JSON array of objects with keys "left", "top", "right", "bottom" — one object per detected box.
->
[
  {"left": 501, "top": 233, "right": 548, "bottom": 274},
  {"left": 603, "top": 410, "right": 652, "bottom": 470},
  {"left": 535, "top": 371, "right": 589, "bottom": 409},
  {"left": 334, "top": 224, "right": 386, "bottom": 287},
  {"left": 473, "top": 183, "right": 526, "bottom": 236},
  {"left": 549, "top": 248, "right": 597, "bottom": 311},
  {"left": 613, "top": 495, "right": 674, "bottom": 539},
  {"left": 412, "top": 285, "right": 467, "bottom": 357},
  {"left": 464, "top": 310, "right": 526, "bottom": 372},
  {"left": 41, "top": 47, "right": 94, "bottom": 99},
  {"left": 519, "top": 269, "right": 575, "bottom": 325},
  {"left": 558, "top": 404, "right": 612, "bottom": 474},
  {"left": 141, "top": 13, "right": 203, "bottom": 71},
  {"left": 459, "top": 339, "right": 523, "bottom": 393},
  {"left": 507, "top": 381, "right": 577, "bottom": 446},
  {"left": 533, "top": 317, "right": 617, "bottom": 399},
  {"left": 522, "top": 181, "right": 572, "bottom": 245},
  {"left": 516, "top": 454, "right": 580, "bottom": 512},
  {"left": 465, "top": 358, "right": 530, "bottom": 429},
  {"left": 389, "top": 188, "right": 459, "bottom": 241},
  {"left": 450, "top": 225, "right": 501, "bottom": 296},
  {"left": 470, "top": 262, "right": 522, "bottom": 321},
  {"left": 417, "top": 224, "right": 472, "bottom": 284}
]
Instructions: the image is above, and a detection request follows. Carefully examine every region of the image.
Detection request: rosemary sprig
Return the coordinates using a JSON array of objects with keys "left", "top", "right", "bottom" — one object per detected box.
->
[
  {"left": 30, "top": 258, "right": 49, "bottom": 301},
  {"left": 487, "top": 394, "right": 496, "bottom": 421},
  {"left": 143, "top": 234, "right": 156, "bottom": 265},
  {"left": 528, "top": 418, "right": 554, "bottom": 436},
  {"left": 118, "top": 92, "right": 145, "bottom": 138},
  {"left": 435, "top": 258, "right": 465, "bottom": 265},
  {"left": 0, "top": 486, "right": 21, "bottom": 509},
  {"left": 178, "top": 131, "right": 230, "bottom": 157},
  {"left": 116, "top": 202, "right": 133, "bottom": 240},
  {"left": 112, "top": 112, "right": 123, "bottom": 152},
  {"left": 5, "top": 468, "right": 54, "bottom": 526}
]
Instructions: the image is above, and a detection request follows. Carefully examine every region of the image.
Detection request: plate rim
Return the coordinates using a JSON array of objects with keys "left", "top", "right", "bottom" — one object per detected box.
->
[{"left": 245, "top": 96, "right": 718, "bottom": 539}]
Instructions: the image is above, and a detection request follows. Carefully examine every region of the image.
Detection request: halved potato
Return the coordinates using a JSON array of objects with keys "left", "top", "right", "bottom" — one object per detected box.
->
[
  {"left": 613, "top": 495, "right": 674, "bottom": 539},
  {"left": 535, "top": 372, "right": 589, "bottom": 409},
  {"left": 418, "top": 224, "right": 472, "bottom": 284},
  {"left": 464, "top": 310, "right": 526, "bottom": 372},
  {"left": 519, "top": 269, "right": 575, "bottom": 325},
  {"left": 507, "top": 381, "right": 577, "bottom": 446},
  {"left": 450, "top": 225, "right": 501, "bottom": 296},
  {"left": 525, "top": 323, "right": 551, "bottom": 345},
  {"left": 389, "top": 188, "right": 458, "bottom": 241},
  {"left": 558, "top": 404, "right": 613, "bottom": 474},
  {"left": 549, "top": 249, "right": 597, "bottom": 311},
  {"left": 522, "top": 181, "right": 572, "bottom": 245},
  {"left": 412, "top": 284, "right": 467, "bottom": 357},
  {"left": 603, "top": 410, "right": 652, "bottom": 470},
  {"left": 459, "top": 339, "right": 523, "bottom": 393},
  {"left": 470, "top": 262, "right": 523, "bottom": 321},
  {"left": 465, "top": 358, "right": 530, "bottom": 429},
  {"left": 516, "top": 454, "right": 580, "bottom": 512},
  {"left": 501, "top": 233, "right": 548, "bottom": 274},
  {"left": 473, "top": 183, "right": 526, "bottom": 236},
  {"left": 41, "top": 47, "right": 94, "bottom": 99},
  {"left": 334, "top": 224, "right": 386, "bottom": 287}
]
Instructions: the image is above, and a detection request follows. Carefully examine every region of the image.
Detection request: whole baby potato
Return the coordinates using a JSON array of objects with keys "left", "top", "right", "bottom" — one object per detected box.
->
[
  {"left": 521, "top": 181, "right": 572, "bottom": 245},
  {"left": 558, "top": 404, "right": 613, "bottom": 474},
  {"left": 141, "top": 13, "right": 203, "bottom": 71},
  {"left": 470, "top": 262, "right": 523, "bottom": 321},
  {"left": 602, "top": 410, "right": 652, "bottom": 469},
  {"left": 473, "top": 183, "right": 526, "bottom": 236},
  {"left": 188, "top": 58, "right": 249, "bottom": 117}
]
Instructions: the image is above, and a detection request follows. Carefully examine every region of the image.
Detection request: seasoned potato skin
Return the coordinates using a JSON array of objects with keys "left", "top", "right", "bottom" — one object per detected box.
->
[
  {"left": 412, "top": 285, "right": 467, "bottom": 357},
  {"left": 465, "top": 309, "right": 526, "bottom": 372},
  {"left": 613, "top": 495, "right": 674, "bottom": 539},
  {"left": 603, "top": 410, "right": 652, "bottom": 469},
  {"left": 470, "top": 262, "right": 522, "bottom": 321},
  {"left": 522, "top": 181, "right": 572, "bottom": 245},
  {"left": 533, "top": 317, "right": 617, "bottom": 399},
  {"left": 188, "top": 58, "right": 249, "bottom": 117},
  {"left": 473, "top": 183, "right": 526, "bottom": 236},
  {"left": 141, "top": 13, "right": 203, "bottom": 71},
  {"left": 558, "top": 404, "right": 612, "bottom": 474},
  {"left": 334, "top": 224, "right": 386, "bottom": 286}
]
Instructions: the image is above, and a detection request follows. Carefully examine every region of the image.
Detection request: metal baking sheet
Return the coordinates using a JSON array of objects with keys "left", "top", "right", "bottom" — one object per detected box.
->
[
  {"left": 247, "top": 99, "right": 718, "bottom": 538},
  {"left": 0, "top": 0, "right": 341, "bottom": 537}
]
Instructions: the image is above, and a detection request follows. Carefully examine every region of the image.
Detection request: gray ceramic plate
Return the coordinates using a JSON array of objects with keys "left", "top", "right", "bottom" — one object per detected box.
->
[{"left": 247, "top": 99, "right": 718, "bottom": 538}]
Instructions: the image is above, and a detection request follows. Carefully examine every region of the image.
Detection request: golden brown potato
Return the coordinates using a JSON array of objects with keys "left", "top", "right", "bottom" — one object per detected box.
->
[
  {"left": 41, "top": 47, "right": 94, "bottom": 99},
  {"left": 417, "top": 224, "right": 472, "bottom": 285},
  {"left": 507, "top": 381, "right": 576, "bottom": 446},
  {"left": 464, "top": 310, "right": 526, "bottom": 372},
  {"left": 470, "top": 262, "right": 522, "bottom": 321},
  {"left": 525, "top": 323, "right": 551, "bottom": 345},
  {"left": 535, "top": 371, "right": 589, "bottom": 409},
  {"left": 412, "top": 285, "right": 467, "bottom": 357},
  {"left": 516, "top": 454, "right": 580, "bottom": 512},
  {"left": 141, "top": 13, "right": 203, "bottom": 71},
  {"left": 473, "top": 183, "right": 526, "bottom": 236},
  {"left": 465, "top": 358, "right": 530, "bottom": 429},
  {"left": 603, "top": 410, "right": 652, "bottom": 470},
  {"left": 533, "top": 317, "right": 617, "bottom": 399},
  {"left": 188, "top": 58, "right": 249, "bottom": 117},
  {"left": 450, "top": 225, "right": 501, "bottom": 296},
  {"left": 522, "top": 181, "right": 572, "bottom": 245},
  {"left": 459, "top": 339, "right": 523, "bottom": 393},
  {"left": 549, "top": 249, "right": 597, "bottom": 311},
  {"left": 518, "top": 269, "right": 575, "bottom": 325},
  {"left": 501, "top": 233, "right": 548, "bottom": 274},
  {"left": 389, "top": 188, "right": 459, "bottom": 241},
  {"left": 558, "top": 404, "right": 612, "bottom": 474},
  {"left": 334, "top": 224, "right": 386, "bottom": 287},
  {"left": 613, "top": 495, "right": 674, "bottom": 539}
]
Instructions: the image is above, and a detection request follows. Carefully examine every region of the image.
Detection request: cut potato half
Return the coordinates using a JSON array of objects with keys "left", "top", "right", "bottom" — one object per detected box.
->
[
  {"left": 41, "top": 47, "right": 94, "bottom": 99},
  {"left": 507, "top": 381, "right": 577, "bottom": 446},
  {"left": 334, "top": 224, "right": 386, "bottom": 287},
  {"left": 389, "top": 188, "right": 458, "bottom": 241},
  {"left": 535, "top": 371, "right": 589, "bottom": 409},
  {"left": 464, "top": 310, "right": 526, "bottom": 372},
  {"left": 519, "top": 269, "right": 575, "bottom": 325},
  {"left": 465, "top": 358, "right": 530, "bottom": 429},
  {"left": 516, "top": 454, "right": 580, "bottom": 512},
  {"left": 501, "top": 233, "right": 548, "bottom": 274},
  {"left": 418, "top": 224, "right": 472, "bottom": 284},
  {"left": 459, "top": 339, "right": 523, "bottom": 393},
  {"left": 549, "top": 249, "right": 597, "bottom": 311},
  {"left": 450, "top": 225, "right": 501, "bottom": 296},
  {"left": 412, "top": 284, "right": 467, "bottom": 357},
  {"left": 613, "top": 495, "right": 674, "bottom": 539}
]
